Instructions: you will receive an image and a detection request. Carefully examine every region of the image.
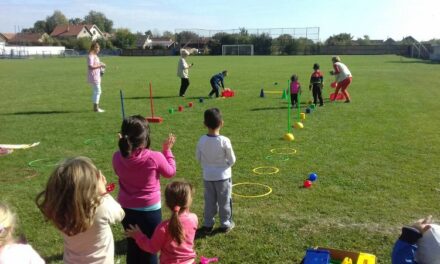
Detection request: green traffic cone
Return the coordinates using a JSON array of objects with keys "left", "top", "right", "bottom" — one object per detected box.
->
[{"left": 281, "top": 89, "right": 287, "bottom": 99}]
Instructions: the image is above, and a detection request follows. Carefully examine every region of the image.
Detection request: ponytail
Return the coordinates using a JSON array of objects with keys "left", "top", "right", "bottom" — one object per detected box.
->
[
  {"left": 168, "top": 208, "right": 184, "bottom": 245},
  {"left": 165, "top": 181, "right": 194, "bottom": 245},
  {"left": 118, "top": 135, "right": 132, "bottom": 158}
]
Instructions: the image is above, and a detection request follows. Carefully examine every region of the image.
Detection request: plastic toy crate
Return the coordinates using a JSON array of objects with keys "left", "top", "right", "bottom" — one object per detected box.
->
[{"left": 318, "top": 247, "right": 376, "bottom": 264}]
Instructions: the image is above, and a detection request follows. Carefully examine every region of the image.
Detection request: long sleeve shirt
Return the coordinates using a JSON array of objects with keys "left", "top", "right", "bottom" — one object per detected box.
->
[
  {"left": 210, "top": 73, "right": 225, "bottom": 88},
  {"left": 133, "top": 212, "right": 198, "bottom": 264},
  {"left": 177, "top": 57, "right": 190, "bottom": 78},
  {"left": 63, "top": 194, "right": 125, "bottom": 264},
  {"left": 196, "top": 134, "right": 236, "bottom": 181},
  {"left": 112, "top": 148, "right": 176, "bottom": 208}
]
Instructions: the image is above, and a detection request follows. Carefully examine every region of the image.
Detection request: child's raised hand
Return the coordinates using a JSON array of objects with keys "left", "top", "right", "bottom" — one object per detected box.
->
[
  {"left": 412, "top": 215, "right": 432, "bottom": 233},
  {"left": 163, "top": 133, "right": 176, "bottom": 150},
  {"left": 125, "top": 224, "right": 143, "bottom": 239}
]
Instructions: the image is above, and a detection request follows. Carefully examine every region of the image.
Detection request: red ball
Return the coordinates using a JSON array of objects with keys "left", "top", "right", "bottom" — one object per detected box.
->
[
  {"left": 330, "top": 82, "right": 337, "bottom": 88},
  {"left": 188, "top": 102, "right": 193, "bottom": 107},
  {"left": 303, "top": 180, "right": 312, "bottom": 188},
  {"left": 178, "top": 106, "right": 184, "bottom": 112}
]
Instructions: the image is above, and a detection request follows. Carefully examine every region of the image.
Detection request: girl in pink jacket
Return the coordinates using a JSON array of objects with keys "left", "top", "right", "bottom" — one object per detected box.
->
[
  {"left": 126, "top": 181, "right": 198, "bottom": 264},
  {"left": 113, "top": 115, "right": 176, "bottom": 264}
]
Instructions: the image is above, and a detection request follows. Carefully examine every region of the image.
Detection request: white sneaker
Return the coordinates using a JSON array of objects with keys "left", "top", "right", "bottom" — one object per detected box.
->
[{"left": 96, "top": 108, "right": 105, "bottom": 113}]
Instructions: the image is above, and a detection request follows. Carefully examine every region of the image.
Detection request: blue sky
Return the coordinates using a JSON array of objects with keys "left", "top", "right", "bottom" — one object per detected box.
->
[{"left": 1, "top": 0, "right": 439, "bottom": 41}]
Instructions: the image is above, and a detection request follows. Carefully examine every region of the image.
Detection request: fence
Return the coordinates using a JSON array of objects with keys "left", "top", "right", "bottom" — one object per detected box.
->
[
  {"left": 121, "top": 49, "right": 175, "bottom": 56},
  {"left": 0, "top": 46, "right": 65, "bottom": 58}
]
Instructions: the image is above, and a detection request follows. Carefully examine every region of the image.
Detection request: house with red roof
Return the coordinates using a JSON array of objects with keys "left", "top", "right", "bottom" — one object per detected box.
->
[
  {"left": 7, "top": 32, "right": 50, "bottom": 45},
  {"left": 50, "top": 24, "right": 104, "bottom": 40}
]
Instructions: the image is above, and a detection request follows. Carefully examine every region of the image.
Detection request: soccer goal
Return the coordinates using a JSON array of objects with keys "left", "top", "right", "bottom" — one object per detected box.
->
[{"left": 222, "top": 44, "right": 254, "bottom": 56}]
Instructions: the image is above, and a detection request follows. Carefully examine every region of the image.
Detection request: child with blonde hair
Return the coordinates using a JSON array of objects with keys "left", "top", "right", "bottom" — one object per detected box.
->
[
  {"left": 126, "top": 181, "right": 198, "bottom": 264},
  {"left": 113, "top": 115, "right": 176, "bottom": 264},
  {"left": 0, "top": 203, "right": 45, "bottom": 263},
  {"left": 36, "top": 156, "right": 125, "bottom": 264}
]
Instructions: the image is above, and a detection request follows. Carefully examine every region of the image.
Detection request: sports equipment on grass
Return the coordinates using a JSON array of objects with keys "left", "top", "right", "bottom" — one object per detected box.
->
[
  {"left": 303, "top": 180, "right": 312, "bottom": 188},
  {"left": 146, "top": 82, "right": 163, "bottom": 123},
  {"left": 309, "top": 173, "right": 318, "bottom": 182}
]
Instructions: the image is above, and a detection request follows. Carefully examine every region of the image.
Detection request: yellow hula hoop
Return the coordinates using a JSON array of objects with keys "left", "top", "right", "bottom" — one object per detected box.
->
[
  {"left": 252, "top": 166, "right": 279, "bottom": 175},
  {"left": 232, "top": 182, "right": 273, "bottom": 198},
  {"left": 270, "top": 147, "right": 297, "bottom": 155}
]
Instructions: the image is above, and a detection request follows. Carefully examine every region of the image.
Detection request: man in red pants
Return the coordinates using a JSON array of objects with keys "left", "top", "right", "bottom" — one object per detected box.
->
[{"left": 330, "top": 56, "right": 352, "bottom": 103}]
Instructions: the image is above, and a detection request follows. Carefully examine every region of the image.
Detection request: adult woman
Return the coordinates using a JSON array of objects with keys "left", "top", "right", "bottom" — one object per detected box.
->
[
  {"left": 177, "top": 49, "right": 193, "bottom": 97},
  {"left": 330, "top": 56, "right": 352, "bottom": 103},
  {"left": 88, "top": 42, "right": 106, "bottom": 112}
]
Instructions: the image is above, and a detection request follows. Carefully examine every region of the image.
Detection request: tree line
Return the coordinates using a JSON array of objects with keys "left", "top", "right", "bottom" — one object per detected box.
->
[{"left": 19, "top": 10, "right": 440, "bottom": 53}]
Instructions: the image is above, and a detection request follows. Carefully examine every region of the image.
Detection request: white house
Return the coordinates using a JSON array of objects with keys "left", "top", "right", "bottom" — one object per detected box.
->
[
  {"left": 136, "top": 35, "right": 175, "bottom": 49},
  {"left": 430, "top": 45, "right": 440, "bottom": 61}
]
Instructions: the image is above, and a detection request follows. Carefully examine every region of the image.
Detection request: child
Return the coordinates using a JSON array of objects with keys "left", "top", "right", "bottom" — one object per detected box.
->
[
  {"left": 112, "top": 115, "right": 176, "bottom": 264},
  {"left": 330, "top": 56, "right": 352, "bottom": 103},
  {"left": 0, "top": 202, "right": 45, "bottom": 264},
  {"left": 309, "top": 63, "right": 324, "bottom": 106},
  {"left": 126, "top": 181, "right": 198, "bottom": 264},
  {"left": 290, "top": 74, "right": 301, "bottom": 107},
  {"left": 35, "top": 156, "right": 125, "bottom": 264},
  {"left": 392, "top": 215, "right": 440, "bottom": 264},
  {"left": 196, "top": 108, "right": 236, "bottom": 233},
  {"left": 209, "top": 70, "right": 228, "bottom": 98},
  {"left": 177, "top": 49, "right": 193, "bottom": 97}
]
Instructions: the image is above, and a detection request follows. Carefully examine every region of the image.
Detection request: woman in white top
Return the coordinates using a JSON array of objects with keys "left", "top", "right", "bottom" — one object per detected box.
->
[
  {"left": 330, "top": 56, "right": 352, "bottom": 103},
  {"left": 177, "top": 49, "right": 193, "bottom": 97}
]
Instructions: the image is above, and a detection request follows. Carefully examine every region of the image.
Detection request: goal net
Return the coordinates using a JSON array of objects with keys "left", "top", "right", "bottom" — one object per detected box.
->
[{"left": 222, "top": 44, "right": 254, "bottom": 56}]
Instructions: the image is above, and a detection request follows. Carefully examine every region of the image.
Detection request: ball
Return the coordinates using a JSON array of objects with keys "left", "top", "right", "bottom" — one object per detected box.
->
[
  {"left": 274, "top": 82, "right": 278, "bottom": 85},
  {"left": 283, "top": 133, "right": 294, "bottom": 141},
  {"left": 168, "top": 108, "right": 174, "bottom": 114},
  {"left": 188, "top": 102, "right": 193, "bottom": 107},
  {"left": 303, "top": 180, "right": 312, "bottom": 188},
  {"left": 199, "top": 98, "right": 204, "bottom": 103},
  {"left": 306, "top": 108, "right": 311, "bottom": 114},
  {"left": 178, "top": 106, "right": 184, "bottom": 112},
  {"left": 331, "top": 82, "right": 337, "bottom": 88},
  {"left": 308, "top": 173, "right": 318, "bottom": 182}
]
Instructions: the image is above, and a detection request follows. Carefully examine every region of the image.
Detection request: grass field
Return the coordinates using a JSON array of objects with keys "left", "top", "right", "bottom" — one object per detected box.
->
[{"left": 0, "top": 55, "right": 439, "bottom": 263}]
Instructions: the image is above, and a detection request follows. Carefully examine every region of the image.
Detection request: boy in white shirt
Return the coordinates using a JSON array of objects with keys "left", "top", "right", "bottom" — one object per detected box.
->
[{"left": 196, "top": 108, "right": 236, "bottom": 233}]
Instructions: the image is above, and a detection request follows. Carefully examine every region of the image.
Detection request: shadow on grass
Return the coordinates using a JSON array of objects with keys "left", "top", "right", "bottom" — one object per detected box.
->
[
  {"left": 125, "top": 96, "right": 178, "bottom": 100},
  {"left": 44, "top": 253, "right": 63, "bottom": 263},
  {"left": 385, "top": 59, "right": 440, "bottom": 65},
  {"left": 1, "top": 110, "right": 87, "bottom": 116},
  {"left": 194, "top": 227, "right": 225, "bottom": 240},
  {"left": 115, "top": 239, "right": 127, "bottom": 256}
]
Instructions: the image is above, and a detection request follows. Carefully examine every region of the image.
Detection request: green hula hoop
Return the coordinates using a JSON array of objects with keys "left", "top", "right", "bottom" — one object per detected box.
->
[
  {"left": 28, "top": 158, "right": 60, "bottom": 168},
  {"left": 270, "top": 148, "right": 297, "bottom": 155},
  {"left": 265, "top": 155, "right": 289, "bottom": 161}
]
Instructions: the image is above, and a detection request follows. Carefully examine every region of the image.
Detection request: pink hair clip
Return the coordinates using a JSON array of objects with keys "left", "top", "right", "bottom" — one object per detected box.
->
[{"left": 173, "top": 205, "right": 181, "bottom": 212}]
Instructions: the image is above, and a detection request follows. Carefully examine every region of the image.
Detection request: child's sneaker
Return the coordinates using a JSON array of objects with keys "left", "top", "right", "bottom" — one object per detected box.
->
[{"left": 219, "top": 222, "right": 235, "bottom": 233}]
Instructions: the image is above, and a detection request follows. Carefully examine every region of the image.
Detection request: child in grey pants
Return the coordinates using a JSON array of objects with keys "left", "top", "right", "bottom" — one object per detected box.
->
[{"left": 196, "top": 108, "right": 236, "bottom": 233}]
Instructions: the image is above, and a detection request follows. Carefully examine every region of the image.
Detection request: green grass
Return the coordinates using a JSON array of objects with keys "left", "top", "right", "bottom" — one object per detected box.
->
[{"left": 0, "top": 55, "right": 440, "bottom": 263}]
